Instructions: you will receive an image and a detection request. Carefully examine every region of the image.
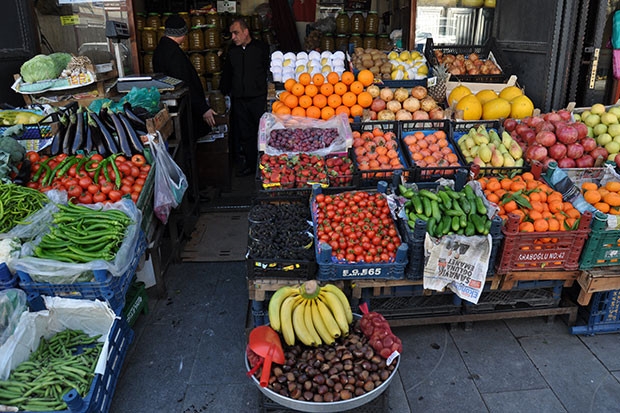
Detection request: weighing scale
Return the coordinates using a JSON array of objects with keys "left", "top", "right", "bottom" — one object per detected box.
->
[{"left": 105, "top": 20, "right": 130, "bottom": 78}]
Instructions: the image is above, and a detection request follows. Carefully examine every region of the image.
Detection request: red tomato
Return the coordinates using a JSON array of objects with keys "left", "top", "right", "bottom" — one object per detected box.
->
[
  {"left": 119, "top": 163, "right": 132, "bottom": 176},
  {"left": 100, "top": 181, "right": 114, "bottom": 194},
  {"left": 130, "top": 166, "right": 140, "bottom": 178},
  {"left": 108, "top": 190, "right": 122, "bottom": 202},
  {"left": 78, "top": 193, "right": 93, "bottom": 204},
  {"left": 26, "top": 151, "right": 40, "bottom": 163},
  {"left": 131, "top": 154, "right": 146, "bottom": 166},
  {"left": 116, "top": 155, "right": 127, "bottom": 163},
  {"left": 121, "top": 177, "right": 135, "bottom": 187},
  {"left": 87, "top": 184, "right": 100, "bottom": 195},
  {"left": 67, "top": 185, "right": 82, "bottom": 199},
  {"left": 131, "top": 184, "right": 143, "bottom": 194},
  {"left": 134, "top": 178, "right": 145, "bottom": 186},
  {"left": 79, "top": 176, "right": 92, "bottom": 189},
  {"left": 120, "top": 184, "right": 132, "bottom": 195},
  {"left": 130, "top": 192, "right": 139, "bottom": 202},
  {"left": 90, "top": 154, "right": 104, "bottom": 162},
  {"left": 92, "top": 192, "right": 107, "bottom": 203}
]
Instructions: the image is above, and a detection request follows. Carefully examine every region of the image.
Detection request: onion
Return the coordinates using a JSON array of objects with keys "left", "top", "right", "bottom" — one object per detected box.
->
[
  {"left": 526, "top": 144, "right": 548, "bottom": 162},
  {"left": 394, "top": 87, "right": 409, "bottom": 103},
  {"left": 395, "top": 109, "right": 413, "bottom": 121},
  {"left": 402, "top": 97, "right": 421, "bottom": 113},
  {"left": 377, "top": 110, "right": 396, "bottom": 121},
  {"left": 429, "top": 107, "right": 445, "bottom": 119},
  {"left": 575, "top": 154, "right": 595, "bottom": 168},
  {"left": 535, "top": 131, "right": 556, "bottom": 147},
  {"left": 581, "top": 137, "right": 597, "bottom": 152},
  {"left": 558, "top": 157, "right": 576, "bottom": 168},
  {"left": 412, "top": 110, "right": 430, "bottom": 120},
  {"left": 420, "top": 96, "right": 438, "bottom": 112},
  {"left": 548, "top": 143, "right": 567, "bottom": 160},
  {"left": 386, "top": 100, "right": 402, "bottom": 113},
  {"left": 371, "top": 98, "right": 387, "bottom": 112},
  {"left": 411, "top": 86, "right": 427, "bottom": 100},
  {"left": 380, "top": 87, "right": 394, "bottom": 102},
  {"left": 566, "top": 143, "right": 584, "bottom": 159},
  {"left": 503, "top": 118, "right": 518, "bottom": 133}
]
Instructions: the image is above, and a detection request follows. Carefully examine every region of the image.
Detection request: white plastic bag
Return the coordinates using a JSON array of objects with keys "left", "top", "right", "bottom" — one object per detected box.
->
[
  {"left": 147, "top": 133, "right": 188, "bottom": 224},
  {"left": 0, "top": 289, "right": 27, "bottom": 347}
]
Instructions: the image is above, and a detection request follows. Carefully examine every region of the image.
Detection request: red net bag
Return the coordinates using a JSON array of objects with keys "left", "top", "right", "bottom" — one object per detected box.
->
[{"left": 358, "top": 302, "right": 402, "bottom": 365}]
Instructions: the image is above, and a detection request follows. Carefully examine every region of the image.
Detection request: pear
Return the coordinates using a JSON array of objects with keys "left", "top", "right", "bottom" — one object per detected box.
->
[
  {"left": 488, "top": 143, "right": 496, "bottom": 152},
  {"left": 515, "top": 158, "right": 524, "bottom": 167},
  {"left": 461, "top": 147, "right": 471, "bottom": 158},
  {"left": 489, "top": 129, "right": 502, "bottom": 146},
  {"left": 501, "top": 131, "right": 514, "bottom": 149},
  {"left": 477, "top": 125, "right": 490, "bottom": 140},
  {"left": 474, "top": 132, "right": 489, "bottom": 145},
  {"left": 465, "top": 156, "right": 474, "bottom": 164},
  {"left": 464, "top": 136, "right": 476, "bottom": 149},
  {"left": 509, "top": 142, "right": 523, "bottom": 160},
  {"left": 470, "top": 145, "right": 479, "bottom": 157},
  {"left": 478, "top": 144, "right": 492, "bottom": 163},
  {"left": 491, "top": 149, "right": 504, "bottom": 167},
  {"left": 503, "top": 152, "right": 515, "bottom": 167},
  {"left": 498, "top": 144, "right": 508, "bottom": 154},
  {"left": 473, "top": 156, "right": 486, "bottom": 167}
]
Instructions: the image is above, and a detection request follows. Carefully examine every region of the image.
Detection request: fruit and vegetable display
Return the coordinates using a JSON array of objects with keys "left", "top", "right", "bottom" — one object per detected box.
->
[
  {"left": 457, "top": 125, "right": 524, "bottom": 169},
  {"left": 0, "top": 183, "right": 48, "bottom": 233},
  {"left": 313, "top": 190, "right": 402, "bottom": 263},
  {"left": 433, "top": 49, "right": 502, "bottom": 77},
  {"left": 34, "top": 202, "right": 132, "bottom": 263},
  {"left": 0, "top": 110, "right": 45, "bottom": 126},
  {"left": 351, "top": 127, "right": 405, "bottom": 179},
  {"left": 270, "top": 50, "right": 348, "bottom": 85},
  {"left": 0, "top": 328, "right": 103, "bottom": 411},
  {"left": 365, "top": 84, "right": 444, "bottom": 121},
  {"left": 26, "top": 152, "right": 149, "bottom": 204},
  {"left": 259, "top": 153, "right": 352, "bottom": 189},
  {"left": 447, "top": 84, "right": 534, "bottom": 120},
  {"left": 326, "top": 154, "right": 354, "bottom": 187},
  {"left": 400, "top": 184, "right": 492, "bottom": 237},
  {"left": 504, "top": 109, "right": 608, "bottom": 170},
  {"left": 247, "top": 202, "right": 314, "bottom": 261},
  {"left": 267, "top": 127, "right": 338, "bottom": 152},
  {"left": 573, "top": 103, "right": 620, "bottom": 164},
  {"left": 581, "top": 181, "right": 620, "bottom": 215},
  {"left": 401, "top": 128, "right": 461, "bottom": 177},
  {"left": 19, "top": 52, "right": 73, "bottom": 84},
  {"left": 350, "top": 48, "right": 392, "bottom": 80},
  {"left": 350, "top": 48, "right": 428, "bottom": 81}
]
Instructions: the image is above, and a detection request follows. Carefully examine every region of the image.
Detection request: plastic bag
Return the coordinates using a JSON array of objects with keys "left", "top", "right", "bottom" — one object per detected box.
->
[
  {"left": 0, "top": 189, "right": 67, "bottom": 241},
  {"left": 358, "top": 302, "right": 401, "bottom": 366},
  {"left": 147, "top": 133, "right": 188, "bottom": 224},
  {"left": 0, "top": 289, "right": 27, "bottom": 348}
]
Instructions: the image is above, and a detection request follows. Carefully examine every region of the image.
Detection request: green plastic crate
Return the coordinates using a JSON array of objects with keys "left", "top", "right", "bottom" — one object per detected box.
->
[
  {"left": 580, "top": 213, "right": 620, "bottom": 269},
  {"left": 123, "top": 280, "right": 148, "bottom": 327}
]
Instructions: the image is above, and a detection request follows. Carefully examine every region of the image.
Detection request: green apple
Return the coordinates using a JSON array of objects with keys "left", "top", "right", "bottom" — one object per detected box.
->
[
  {"left": 581, "top": 110, "right": 592, "bottom": 119},
  {"left": 597, "top": 133, "right": 613, "bottom": 146},
  {"left": 574, "top": 113, "right": 582, "bottom": 122},
  {"left": 593, "top": 122, "right": 607, "bottom": 136},
  {"left": 609, "top": 153, "right": 618, "bottom": 162},
  {"left": 608, "top": 123, "right": 620, "bottom": 138},
  {"left": 601, "top": 112, "right": 619, "bottom": 125},
  {"left": 591, "top": 103, "right": 607, "bottom": 115},
  {"left": 609, "top": 106, "right": 620, "bottom": 118},
  {"left": 585, "top": 114, "right": 601, "bottom": 128},
  {"left": 613, "top": 134, "right": 620, "bottom": 144},
  {"left": 604, "top": 141, "right": 620, "bottom": 154}
]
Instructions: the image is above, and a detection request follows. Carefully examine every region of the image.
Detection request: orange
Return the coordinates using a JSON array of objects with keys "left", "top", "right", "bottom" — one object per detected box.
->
[
  {"left": 500, "top": 178, "right": 513, "bottom": 190},
  {"left": 357, "top": 91, "right": 373, "bottom": 108},
  {"left": 327, "top": 71, "right": 340, "bottom": 85},
  {"left": 306, "top": 106, "right": 321, "bottom": 119},
  {"left": 519, "top": 222, "right": 535, "bottom": 232},
  {"left": 349, "top": 81, "right": 364, "bottom": 95},
  {"left": 327, "top": 94, "right": 342, "bottom": 108},
  {"left": 284, "top": 78, "right": 296, "bottom": 92},
  {"left": 604, "top": 192, "right": 620, "bottom": 207},
  {"left": 350, "top": 104, "right": 363, "bottom": 117},
  {"left": 605, "top": 181, "right": 620, "bottom": 192},
  {"left": 334, "top": 82, "right": 348, "bottom": 96},
  {"left": 595, "top": 202, "right": 611, "bottom": 213},
  {"left": 504, "top": 200, "right": 518, "bottom": 213},
  {"left": 534, "top": 219, "right": 549, "bottom": 232},
  {"left": 335, "top": 105, "right": 350, "bottom": 117},
  {"left": 547, "top": 218, "right": 560, "bottom": 231},
  {"left": 305, "top": 84, "right": 318, "bottom": 97},
  {"left": 342, "top": 91, "right": 357, "bottom": 107},
  {"left": 272, "top": 100, "right": 284, "bottom": 112},
  {"left": 291, "top": 83, "right": 305, "bottom": 97},
  {"left": 521, "top": 172, "right": 535, "bottom": 182},
  {"left": 510, "top": 181, "right": 526, "bottom": 192},
  {"left": 320, "top": 83, "right": 334, "bottom": 96},
  {"left": 581, "top": 182, "right": 599, "bottom": 192},
  {"left": 279, "top": 91, "right": 291, "bottom": 102},
  {"left": 298, "top": 72, "right": 311, "bottom": 86},
  {"left": 357, "top": 69, "right": 374, "bottom": 87},
  {"left": 584, "top": 190, "right": 602, "bottom": 205},
  {"left": 283, "top": 93, "right": 298, "bottom": 109},
  {"left": 274, "top": 105, "right": 291, "bottom": 115},
  {"left": 321, "top": 106, "right": 335, "bottom": 120},
  {"left": 312, "top": 73, "right": 325, "bottom": 86},
  {"left": 291, "top": 106, "right": 306, "bottom": 117},
  {"left": 313, "top": 94, "right": 327, "bottom": 109},
  {"left": 298, "top": 95, "right": 312, "bottom": 109},
  {"left": 341, "top": 71, "right": 355, "bottom": 85}
]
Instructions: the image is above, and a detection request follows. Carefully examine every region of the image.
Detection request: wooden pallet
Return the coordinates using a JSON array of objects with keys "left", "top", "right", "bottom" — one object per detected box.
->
[
  {"left": 248, "top": 278, "right": 346, "bottom": 302},
  {"left": 576, "top": 267, "right": 620, "bottom": 306},
  {"left": 500, "top": 270, "right": 580, "bottom": 291}
]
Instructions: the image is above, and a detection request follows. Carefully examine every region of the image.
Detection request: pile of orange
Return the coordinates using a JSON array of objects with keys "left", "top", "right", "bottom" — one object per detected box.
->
[
  {"left": 478, "top": 172, "right": 581, "bottom": 234},
  {"left": 582, "top": 181, "right": 620, "bottom": 215},
  {"left": 271, "top": 69, "right": 375, "bottom": 122},
  {"left": 402, "top": 131, "right": 460, "bottom": 177},
  {"left": 352, "top": 127, "right": 405, "bottom": 178}
]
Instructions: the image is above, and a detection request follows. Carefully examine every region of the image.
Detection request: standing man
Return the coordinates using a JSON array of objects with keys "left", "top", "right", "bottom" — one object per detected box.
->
[
  {"left": 221, "top": 18, "right": 270, "bottom": 177},
  {"left": 153, "top": 14, "right": 217, "bottom": 139}
]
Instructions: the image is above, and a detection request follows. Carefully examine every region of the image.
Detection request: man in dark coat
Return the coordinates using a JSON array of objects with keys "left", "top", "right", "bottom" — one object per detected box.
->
[
  {"left": 221, "top": 18, "right": 270, "bottom": 176},
  {"left": 153, "top": 14, "right": 217, "bottom": 139}
]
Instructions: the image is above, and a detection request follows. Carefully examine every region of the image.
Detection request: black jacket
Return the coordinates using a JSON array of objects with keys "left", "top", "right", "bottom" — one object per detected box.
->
[
  {"left": 153, "top": 36, "right": 209, "bottom": 116},
  {"left": 221, "top": 38, "right": 270, "bottom": 99}
]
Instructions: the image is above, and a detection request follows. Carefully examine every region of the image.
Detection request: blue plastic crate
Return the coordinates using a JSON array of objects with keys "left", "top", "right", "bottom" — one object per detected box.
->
[
  {"left": 571, "top": 290, "right": 620, "bottom": 335},
  {"left": 0, "top": 273, "right": 18, "bottom": 291},
  {"left": 17, "top": 231, "right": 147, "bottom": 315}
]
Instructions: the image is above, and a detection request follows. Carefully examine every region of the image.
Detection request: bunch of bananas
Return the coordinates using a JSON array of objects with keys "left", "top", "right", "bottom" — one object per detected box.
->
[{"left": 268, "top": 280, "right": 353, "bottom": 347}]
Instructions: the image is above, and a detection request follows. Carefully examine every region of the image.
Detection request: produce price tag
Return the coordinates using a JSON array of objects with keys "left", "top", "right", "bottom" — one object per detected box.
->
[
  {"left": 341, "top": 267, "right": 383, "bottom": 277},
  {"left": 60, "top": 15, "right": 80, "bottom": 25}
]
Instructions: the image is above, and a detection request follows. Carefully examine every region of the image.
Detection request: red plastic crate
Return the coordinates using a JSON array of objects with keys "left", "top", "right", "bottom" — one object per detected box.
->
[{"left": 495, "top": 211, "right": 592, "bottom": 273}]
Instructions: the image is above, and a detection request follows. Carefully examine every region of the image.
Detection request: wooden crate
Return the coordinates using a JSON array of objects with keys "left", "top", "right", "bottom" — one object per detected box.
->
[
  {"left": 576, "top": 268, "right": 620, "bottom": 306},
  {"left": 501, "top": 270, "right": 580, "bottom": 291},
  {"left": 248, "top": 278, "right": 345, "bottom": 301}
]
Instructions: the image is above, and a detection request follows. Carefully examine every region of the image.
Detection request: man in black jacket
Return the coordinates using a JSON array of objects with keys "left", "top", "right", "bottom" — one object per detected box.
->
[
  {"left": 221, "top": 18, "right": 270, "bottom": 176},
  {"left": 153, "top": 14, "right": 217, "bottom": 140}
]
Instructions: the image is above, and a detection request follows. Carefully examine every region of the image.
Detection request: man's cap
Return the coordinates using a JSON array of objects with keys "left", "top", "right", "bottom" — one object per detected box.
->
[{"left": 165, "top": 15, "right": 188, "bottom": 37}]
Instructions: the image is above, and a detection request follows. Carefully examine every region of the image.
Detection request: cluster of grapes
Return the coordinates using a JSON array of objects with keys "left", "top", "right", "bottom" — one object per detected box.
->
[{"left": 268, "top": 128, "right": 339, "bottom": 152}]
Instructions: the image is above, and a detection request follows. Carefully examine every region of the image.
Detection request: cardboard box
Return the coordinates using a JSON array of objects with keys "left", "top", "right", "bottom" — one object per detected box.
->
[
  {"left": 145, "top": 106, "right": 173, "bottom": 141},
  {"left": 217, "top": 1, "right": 236, "bottom": 12}
]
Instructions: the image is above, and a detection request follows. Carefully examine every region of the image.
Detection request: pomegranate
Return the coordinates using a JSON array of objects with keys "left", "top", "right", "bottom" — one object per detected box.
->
[
  {"left": 556, "top": 124, "right": 579, "bottom": 145},
  {"left": 581, "top": 137, "right": 597, "bottom": 152},
  {"left": 371, "top": 98, "right": 386, "bottom": 112},
  {"left": 535, "top": 121, "right": 555, "bottom": 133},
  {"left": 558, "top": 157, "right": 576, "bottom": 168},
  {"left": 548, "top": 143, "right": 567, "bottom": 160},
  {"left": 526, "top": 144, "right": 548, "bottom": 162},
  {"left": 503, "top": 118, "right": 518, "bottom": 133},
  {"left": 566, "top": 143, "right": 584, "bottom": 159},
  {"left": 575, "top": 154, "right": 595, "bottom": 168},
  {"left": 535, "top": 131, "right": 556, "bottom": 147}
]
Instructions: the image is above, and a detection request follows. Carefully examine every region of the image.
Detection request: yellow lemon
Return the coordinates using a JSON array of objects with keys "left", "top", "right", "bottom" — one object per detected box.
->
[
  {"left": 456, "top": 94, "right": 483, "bottom": 120},
  {"left": 417, "top": 64, "right": 428, "bottom": 76},
  {"left": 482, "top": 97, "right": 512, "bottom": 120},
  {"left": 498, "top": 85, "right": 523, "bottom": 101},
  {"left": 447, "top": 85, "right": 472, "bottom": 107},
  {"left": 399, "top": 50, "right": 411, "bottom": 61},
  {"left": 510, "top": 95, "right": 535, "bottom": 119},
  {"left": 475, "top": 89, "right": 499, "bottom": 105}
]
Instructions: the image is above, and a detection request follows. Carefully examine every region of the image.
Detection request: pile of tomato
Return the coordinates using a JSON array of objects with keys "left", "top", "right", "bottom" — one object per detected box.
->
[
  {"left": 314, "top": 191, "right": 401, "bottom": 263},
  {"left": 25, "top": 151, "right": 150, "bottom": 205}
]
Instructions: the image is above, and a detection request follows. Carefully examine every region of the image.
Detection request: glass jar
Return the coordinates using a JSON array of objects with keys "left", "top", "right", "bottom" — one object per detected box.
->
[
  {"left": 189, "top": 26, "right": 204, "bottom": 50},
  {"left": 206, "top": 11, "right": 220, "bottom": 29},
  {"left": 335, "top": 34, "right": 349, "bottom": 52},
  {"left": 336, "top": 11, "right": 350, "bottom": 35},
  {"left": 262, "top": 29, "right": 275, "bottom": 45},
  {"left": 211, "top": 72, "right": 222, "bottom": 90},
  {"left": 209, "top": 90, "right": 226, "bottom": 113},
  {"left": 218, "top": 13, "right": 228, "bottom": 32},
  {"left": 363, "top": 34, "right": 376, "bottom": 50},
  {"left": 350, "top": 12, "right": 364, "bottom": 34},
  {"left": 251, "top": 14, "right": 263, "bottom": 31},
  {"left": 180, "top": 35, "right": 189, "bottom": 52},
  {"left": 135, "top": 13, "right": 146, "bottom": 32},
  {"left": 350, "top": 33, "right": 363, "bottom": 49},
  {"left": 365, "top": 11, "right": 379, "bottom": 34},
  {"left": 142, "top": 52, "right": 154, "bottom": 74},
  {"left": 204, "top": 25, "right": 221, "bottom": 49},
  {"left": 146, "top": 13, "right": 160, "bottom": 30},
  {"left": 205, "top": 50, "right": 221, "bottom": 73},
  {"left": 377, "top": 34, "right": 391, "bottom": 51},
  {"left": 141, "top": 27, "right": 157, "bottom": 52},
  {"left": 179, "top": 12, "right": 191, "bottom": 29},
  {"left": 157, "top": 26, "right": 165, "bottom": 43},
  {"left": 190, "top": 52, "right": 205, "bottom": 75},
  {"left": 191, "top": 13, "right": 205, "bottom": 27},
  {"left": 161, "top": 12, "right": 173, "bottom": 27},
  {"left": 320, "top": 33, "right": 334, "bottom": 52}
]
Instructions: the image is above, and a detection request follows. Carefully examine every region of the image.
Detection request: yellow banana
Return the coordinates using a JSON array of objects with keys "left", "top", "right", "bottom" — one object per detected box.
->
[
  {"left": 311, "top": 299, "right": 335, "bottom": 345},
  {"left": 321, "top": 284, "right": 353, "bottom": 324},
  {"left": 292, "top": 299, "right": 314, "bottom": 346},
  {"left": 303, "top": 299, "right": 322, "bottom": 346},
  {"left": 319, "top": 291, "right": 349, "bottom": 336},
  {"left": 268, "top": 286, "right": 299, "bottom": 332},
  {"left": 316, "top": 296, "right": 341, "bottom": 339},
  {"left": 280, "top": 295, "right": 300, "bottom": 346}
]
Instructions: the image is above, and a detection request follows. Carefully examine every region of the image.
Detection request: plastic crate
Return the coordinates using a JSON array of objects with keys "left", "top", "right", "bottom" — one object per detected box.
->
[
  {"left": 17, "top": 231, "right": 147, "bottom": 315},
  {"left": 350, "top": 121, "right": 411, "bottom": 187},
  {"left": 496, "top": 212, "right": 592, "bottom": 273},
  {"left": 463, "top": 282, "right": 563, "bottom": 314},
  {"left": 0, "top": 122, "right": 57, "bottom": 140},
  {"left": 571, "top": 289, "right": 620, "bottom": 335},
  {"left": 424, "top": 37, "right": 511, "bottom": 83},
  {"left": 363, "top": 292, "right": 463, "bottom": 319},
  {"left": 311, "top": 183, "right": 408, "bottom": 281},
  {"left": 399, "top": 119, "right": 467, "bottom": 182},
  {"left": 0, "top": 273, "right": 18, "bottom": 291},
  {"left": 452, "top": 119, "right": 530, "bottom": 177},
  {"left": 579, "top": 214, "right": 620, "bottom": 269},
  {"left": 122, "top": 280, "right": 148, "bottom": 327}
]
